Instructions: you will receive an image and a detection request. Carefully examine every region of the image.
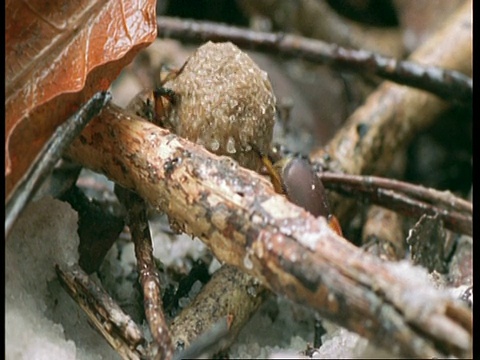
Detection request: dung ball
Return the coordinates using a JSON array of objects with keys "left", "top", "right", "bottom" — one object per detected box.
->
[{"left": 163, "top": 41, "right": 276, "bottom": 171}]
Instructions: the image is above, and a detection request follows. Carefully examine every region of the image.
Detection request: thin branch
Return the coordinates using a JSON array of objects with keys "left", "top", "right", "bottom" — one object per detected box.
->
[
  {"left": 116, "top": 187, "right": 174, "bottom": 360},
  {"left": 317, "top": 172, "right": 472, "bottom": 214},
  {"left": 56, "top": 264, "right": 147, "bottom": 360},
  {"left": 317, "top": 172, "right": 472, "bottom": 236},
  {"left": 66, "top": 104, "right": 472, "bottom": 358},
  {"left": 157, "top": 17, "right": 472, "bottom": 104},
  {"left": 5, "top": 91, "right": 112, "bottom": 237}
]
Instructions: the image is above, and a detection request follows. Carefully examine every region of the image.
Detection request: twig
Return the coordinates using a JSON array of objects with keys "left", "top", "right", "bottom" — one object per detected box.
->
[
  {"left": 172, "top": 317, "right": 230, "bottom": 360},
  {"left": 169, "top": 265, "right": 269, "bottom": 352},
  {"left": 116, "top": 187, "right": 174, "bottom": 360},
  {"left": 65, "top": 104, "right": 472, "bottom": 358},
  {"left": 5, "top": 91, "right": 112, "bottom": 237},
  {"left": 157, "top": 17, "right": 472, "bottom": 104},
  {"left": 56, "top": 264, "right": 147, "bottom": 360},
  {"left": 311, "top": 0, "right": 472, "bottom": 218},
  {"left": 317, "top": 172, "right": 472, "bottom": 236}
]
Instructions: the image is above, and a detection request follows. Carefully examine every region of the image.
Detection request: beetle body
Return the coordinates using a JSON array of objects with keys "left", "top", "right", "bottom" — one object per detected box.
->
[
  {"left": 263, "top": 155, "right": 343, "bottom": 236},
  {"left": 277, "top": 156, "right": 330, "bottom": 219}
]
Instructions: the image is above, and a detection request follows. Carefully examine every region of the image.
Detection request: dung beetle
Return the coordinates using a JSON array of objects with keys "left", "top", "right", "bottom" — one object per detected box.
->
[{"left": 261, "top": 154, "right": 343, "bottom": 236}]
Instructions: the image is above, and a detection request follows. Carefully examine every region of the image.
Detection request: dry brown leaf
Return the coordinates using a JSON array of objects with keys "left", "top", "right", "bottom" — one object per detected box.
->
[{"left": 5, "top": 0, "right": 157, "bottom": 198}]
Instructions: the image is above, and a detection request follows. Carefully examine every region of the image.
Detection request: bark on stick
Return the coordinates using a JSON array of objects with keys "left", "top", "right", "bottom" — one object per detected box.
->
[{"left": 66, "top": 104, "right": 471, "bottom": 358}]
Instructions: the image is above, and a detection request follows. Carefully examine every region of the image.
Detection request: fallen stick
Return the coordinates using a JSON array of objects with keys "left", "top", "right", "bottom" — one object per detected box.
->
[
  {"left": 66, "top": 104, "right": 471, "bottom": 358},
  {"left": 56, "top": 264, "right": 147, "bottom": 359},
  {"left": 116, "top": 187, "right": 174, "bottom": 360}
]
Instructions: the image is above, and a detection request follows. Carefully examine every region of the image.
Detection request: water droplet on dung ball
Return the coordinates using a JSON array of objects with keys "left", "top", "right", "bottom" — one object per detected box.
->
[
  {"left": 226, "top": 137, "right": 236, "bottom": 154},
  {"left": 164, "top": 42, "right": 276, "bottom": 170},
  {"left": 210, "top": 139, "right": 220, "bottom": 151}
]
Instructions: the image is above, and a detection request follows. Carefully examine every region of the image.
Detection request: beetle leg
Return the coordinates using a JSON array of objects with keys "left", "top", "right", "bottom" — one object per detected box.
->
[
  {"left": 260, "top": 154, "right": 285, "bottom": 194},
  {"left": 159, "top": 59, "right": 190, "bottom": 86},
  {"left": 327, "top": 214, "right": 343, "bottom": 237},
  {"left": 153, "top": 87, "right": 177, "bottom": 127}
]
